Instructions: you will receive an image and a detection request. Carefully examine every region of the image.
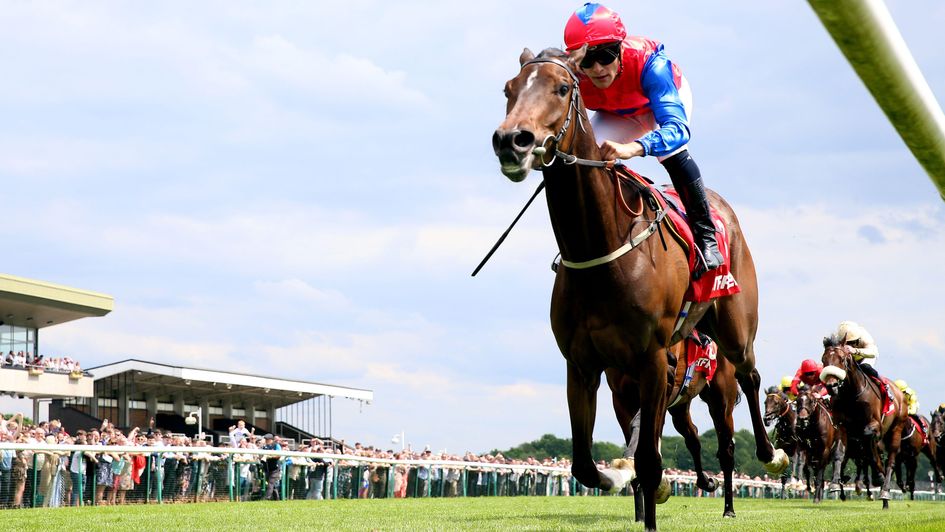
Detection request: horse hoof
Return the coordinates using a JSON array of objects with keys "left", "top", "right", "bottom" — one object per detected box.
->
[
  {"left": 882, "top": 499, "right": 889, "bottom": 510},
  {"left": 655, "top": 476, "right": 671, "bottom": 504},
  {"left": 600, "top": 467, "right": 634, "bottom": 493},
  {"left": 764, "top": 448, "right": 790, "bottom": 475},
  {"left": 880, "top": 490, "right": 890, "bottom": 501},
  {"left": 697, "top": 477, "right": 718, "bottom": 492},
  {"left": 829, "top": 482, "right": 842, "bottom": 492},
  {"left": 723, "top": 510, "right": 736, "bottom": 519}
]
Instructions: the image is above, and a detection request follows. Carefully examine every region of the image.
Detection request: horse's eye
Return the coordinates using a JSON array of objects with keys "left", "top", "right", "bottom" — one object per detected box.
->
[{"left": 557, "top": 84, "right": 570, "bottom": 97}]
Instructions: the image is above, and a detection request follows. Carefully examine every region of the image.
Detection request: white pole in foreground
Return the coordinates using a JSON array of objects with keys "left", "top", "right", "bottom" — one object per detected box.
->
[{"left": 808, "top": 0, "right": 945, "bottom": 201}]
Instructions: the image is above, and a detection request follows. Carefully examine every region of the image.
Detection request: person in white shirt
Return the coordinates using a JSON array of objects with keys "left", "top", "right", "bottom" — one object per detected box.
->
[{"left": 228, "top": 420, "right": 253, "bottom": 448}]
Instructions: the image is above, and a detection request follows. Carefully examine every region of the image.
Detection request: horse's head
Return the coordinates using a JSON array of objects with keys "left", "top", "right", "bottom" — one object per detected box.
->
[
  {"left": 794, "top": 387, "right": 814, "bottom": 430},
  {"left": 931, "top": 409, "right": 945, "bottom": 443},
  {"left": 820, "top": 334, "right": 851, "bottom": 394},
  {"left": 764, "top": 389, "right": 789, "bottom": 426},
  {"left": 493, "top": 46, "right": 588, "bottom": 182}
]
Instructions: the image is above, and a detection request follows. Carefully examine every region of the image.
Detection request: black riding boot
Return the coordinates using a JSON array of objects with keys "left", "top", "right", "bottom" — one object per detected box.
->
[{"left": 662, "top": 150, "right": 724, "bottom": 278}]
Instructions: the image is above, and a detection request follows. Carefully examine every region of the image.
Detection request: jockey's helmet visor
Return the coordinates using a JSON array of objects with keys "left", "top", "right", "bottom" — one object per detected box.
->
[{"left": 579, "top": 44, "right": 620, "bottom": 69}]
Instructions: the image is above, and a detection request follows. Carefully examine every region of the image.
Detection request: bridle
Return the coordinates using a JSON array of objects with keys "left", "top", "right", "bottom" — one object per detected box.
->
[
  {"left": 519, "top": 57, "right": 612, "bottom": 169},
  {"left": 766, "top": 393, "right": 791, "bottom": 419},
  {"left": 516, "top": 56, "right": 667, "bottom": 270}
]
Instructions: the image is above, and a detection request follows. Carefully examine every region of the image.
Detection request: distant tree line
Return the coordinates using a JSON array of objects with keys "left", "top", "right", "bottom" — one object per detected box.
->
[
  {"left": 491, "top": 430, "right": 939, "bottom": 483},
  {"left": 491, "top": 430, "right": 769, "bottom": 477}
]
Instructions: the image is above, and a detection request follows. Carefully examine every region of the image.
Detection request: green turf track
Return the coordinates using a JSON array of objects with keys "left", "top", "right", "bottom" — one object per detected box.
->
[{"left": 4, "top": 496, "right": 945, "bottom": 531}]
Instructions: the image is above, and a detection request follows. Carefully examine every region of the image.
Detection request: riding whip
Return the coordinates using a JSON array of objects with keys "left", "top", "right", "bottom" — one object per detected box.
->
[{"left": 471, "top": 180, "right": 545, "bottom": 277}]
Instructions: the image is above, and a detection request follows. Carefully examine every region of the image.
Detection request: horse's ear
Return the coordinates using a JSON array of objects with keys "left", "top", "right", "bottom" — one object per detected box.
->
[
  {"left": 566, "top": 44, "right": 587, "bottom": 72},
  {"left": 519, "top": 48, "right": 535, "bottom": 66}
]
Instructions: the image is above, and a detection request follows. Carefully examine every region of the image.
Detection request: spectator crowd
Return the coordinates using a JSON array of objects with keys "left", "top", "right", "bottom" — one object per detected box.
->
[
  {"left": 0, "top": 414, "right": 816, "bottom": 509},
  {"left": 1, "top": 351, "right": 83, "bottom": 374}
]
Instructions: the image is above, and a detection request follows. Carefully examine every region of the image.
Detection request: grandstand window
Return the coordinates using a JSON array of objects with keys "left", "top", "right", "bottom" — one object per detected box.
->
[
  {"left": 157, "top": 402, "right": 174, "bottom": 411},
  {"left": 208, "top": 406, "right": 223, "bottom": 415},
  {"left": 129, "top": 400, "right": 147, "bottom": 409},
  {"left": 0, "top": 323, "right": 37, "bottom": 357},
  {"left": 254, "top": 410, "right": 268, "bottom": 419},
  {"left": 232, "top": 408, "right": 246, "bottom": 416}
]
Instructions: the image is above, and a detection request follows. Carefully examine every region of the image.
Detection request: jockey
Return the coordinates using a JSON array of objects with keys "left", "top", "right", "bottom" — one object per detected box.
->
[
  {"left": 780, "top": 375, "right": 794, "bottom": 399},
  {"left": 564, "top": 3, "right": 723, "bottom": 278},
  {"left": 836, "top": 321, "right": 880, "bottom": 380},
  {"left": 790, "top": 359, "right": 828, "bottom": 398},
  {"left": 894, "top": 379, "right": 922, "bottom": 424}
]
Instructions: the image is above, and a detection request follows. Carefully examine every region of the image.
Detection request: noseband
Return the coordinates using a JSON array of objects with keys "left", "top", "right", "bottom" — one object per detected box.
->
[{"left": 519, "top": 58, "right": 613, "bottom": 169}]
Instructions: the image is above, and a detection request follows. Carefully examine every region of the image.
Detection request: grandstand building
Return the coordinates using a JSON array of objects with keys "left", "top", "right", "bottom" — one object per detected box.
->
[
  {"left": 1, "top": 273, "right": 373, "bottom": 444},
  {"left": 60, "top": 359, "right": 373, "bottom": 444}
]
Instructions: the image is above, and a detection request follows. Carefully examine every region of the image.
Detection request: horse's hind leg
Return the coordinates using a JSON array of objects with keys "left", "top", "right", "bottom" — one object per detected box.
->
[{"left": 703, "top": 225, "right": 783, "bottom": 474}]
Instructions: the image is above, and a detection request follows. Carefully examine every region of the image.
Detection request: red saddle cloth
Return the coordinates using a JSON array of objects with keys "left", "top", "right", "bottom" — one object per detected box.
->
[
  {"left": 686, "top": 330, "right": 718, "bottom": 382},
  {"left": 876, "top": 377, "right": 896, "bottom": 416},
  {"left": 911, "top": 417, "right": 929, "bottom": 446},
  {"left": 660, "top": 189, "right": 741, "bottom": 303}
]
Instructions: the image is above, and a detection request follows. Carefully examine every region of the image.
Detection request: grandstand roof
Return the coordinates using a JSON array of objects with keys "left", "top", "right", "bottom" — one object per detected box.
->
[
  {"left": 86, "top": 358, "right": 373, "bottom": 408},
  {"left": 0, "top": 273, "right": 113, "bottom": 328}
]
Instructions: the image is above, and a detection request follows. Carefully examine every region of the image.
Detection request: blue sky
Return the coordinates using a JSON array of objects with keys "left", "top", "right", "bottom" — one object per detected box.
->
[{"left": 2, "top": 1, "right": 944, "bottom": 454}]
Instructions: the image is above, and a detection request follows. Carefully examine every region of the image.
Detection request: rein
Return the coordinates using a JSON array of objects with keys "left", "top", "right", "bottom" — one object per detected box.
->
[{"left": 520, "top": 57, "right": 665, "bottom": 270}]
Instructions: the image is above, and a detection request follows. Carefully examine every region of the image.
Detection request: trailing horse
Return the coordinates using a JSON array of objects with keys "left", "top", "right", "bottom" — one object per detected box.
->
[
  {"left": 493, "top": 47, "right": 787, "bottom": 531},
  {"left": 931, "top": 410, "right": 945, "bottom": 493},
  {"left": 821, "top": 335, "right": 906, "bottom": 509},
  {"left": 764, "top": 388, "right": 804, "bottom": 497},
  {"left": 894, "top": 414, "right": 939, "bottom": 499},
  {"left": 794, "top": 387, "right": 842, "bottom": 503}
]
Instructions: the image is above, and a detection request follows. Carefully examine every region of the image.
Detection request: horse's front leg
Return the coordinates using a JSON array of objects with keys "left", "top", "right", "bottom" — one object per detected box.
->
[
  {"left": 702, "top": 370, "right": 737, "bottom": 517},
  {"left": 566, "top": 362, "right": 609, "bottom": 490},
  {"left": 879, "top": 424, "right": 903, "bottom": 508},
  {"left": 814, "top": 462, "right": 826, "bottom": 503},
  {"left": 637, "top": 353, "right": 669, "bottom": 532},
  {"left": 669, "top": 405, "right": 716, "bottom": 492},
  {"left": 829, "top": 440, "right": 845, "bottom": 492}
]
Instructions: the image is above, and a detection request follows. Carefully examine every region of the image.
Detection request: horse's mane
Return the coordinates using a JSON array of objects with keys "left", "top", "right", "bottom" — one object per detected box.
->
[
  {"left": 537, "top": 47, "right": 567, "bottom": 60},
  {"left": 823, "top": 334, "right": 842, "bottom": 348}
]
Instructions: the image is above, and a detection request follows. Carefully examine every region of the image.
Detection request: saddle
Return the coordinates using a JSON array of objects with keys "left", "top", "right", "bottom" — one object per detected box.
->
[
  {"left": 870, "top": 376, "right": 896, "bottom": 417},
  {"left": 614, "top": 165, "right": 740, "bottom": 303}
]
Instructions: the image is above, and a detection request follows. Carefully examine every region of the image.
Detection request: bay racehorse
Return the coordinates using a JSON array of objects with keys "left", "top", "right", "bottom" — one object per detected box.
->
[
  {"left": 492, "top": 47, "right": 787, "bottom": 531},
  {"left": 764, "top": 388, "right": 803, "bottom": 497},
  {"left": 794, "top": 387, "right": 842, "bottom": 503},
  {"left": 821, "top": 335, "right": 906, "bottom": 508},
  {"left": 894, "top": 414, "right": 939, "bottom": 499},
  {"left": 609, "top": 339, "right": 741, "bottom": 519},
  {"left": 931, "top": 410, "right": 945, "bottom": 493}
]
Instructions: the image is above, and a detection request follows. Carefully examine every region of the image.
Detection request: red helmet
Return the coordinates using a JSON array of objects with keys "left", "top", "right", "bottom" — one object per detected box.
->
[
  {"left": 564, "top": 3, "right": 627, "bottom": 51},
  {"left": 800, "top": 359, "right": 822, "bottom": 374}
]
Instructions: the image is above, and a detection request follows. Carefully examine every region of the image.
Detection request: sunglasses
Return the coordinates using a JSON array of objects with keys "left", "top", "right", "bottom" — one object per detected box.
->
[{"left": 579, "top": 44, "right": 620, "bottom": 69}]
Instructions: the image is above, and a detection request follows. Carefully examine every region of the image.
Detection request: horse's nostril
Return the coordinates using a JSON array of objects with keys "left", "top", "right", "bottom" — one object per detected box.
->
[
  {"left": 513, "top": 130, "right": 535, "bottom": 150},
  {"left": 492, "top": 131, "right": 502, "bottom": 153}
]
